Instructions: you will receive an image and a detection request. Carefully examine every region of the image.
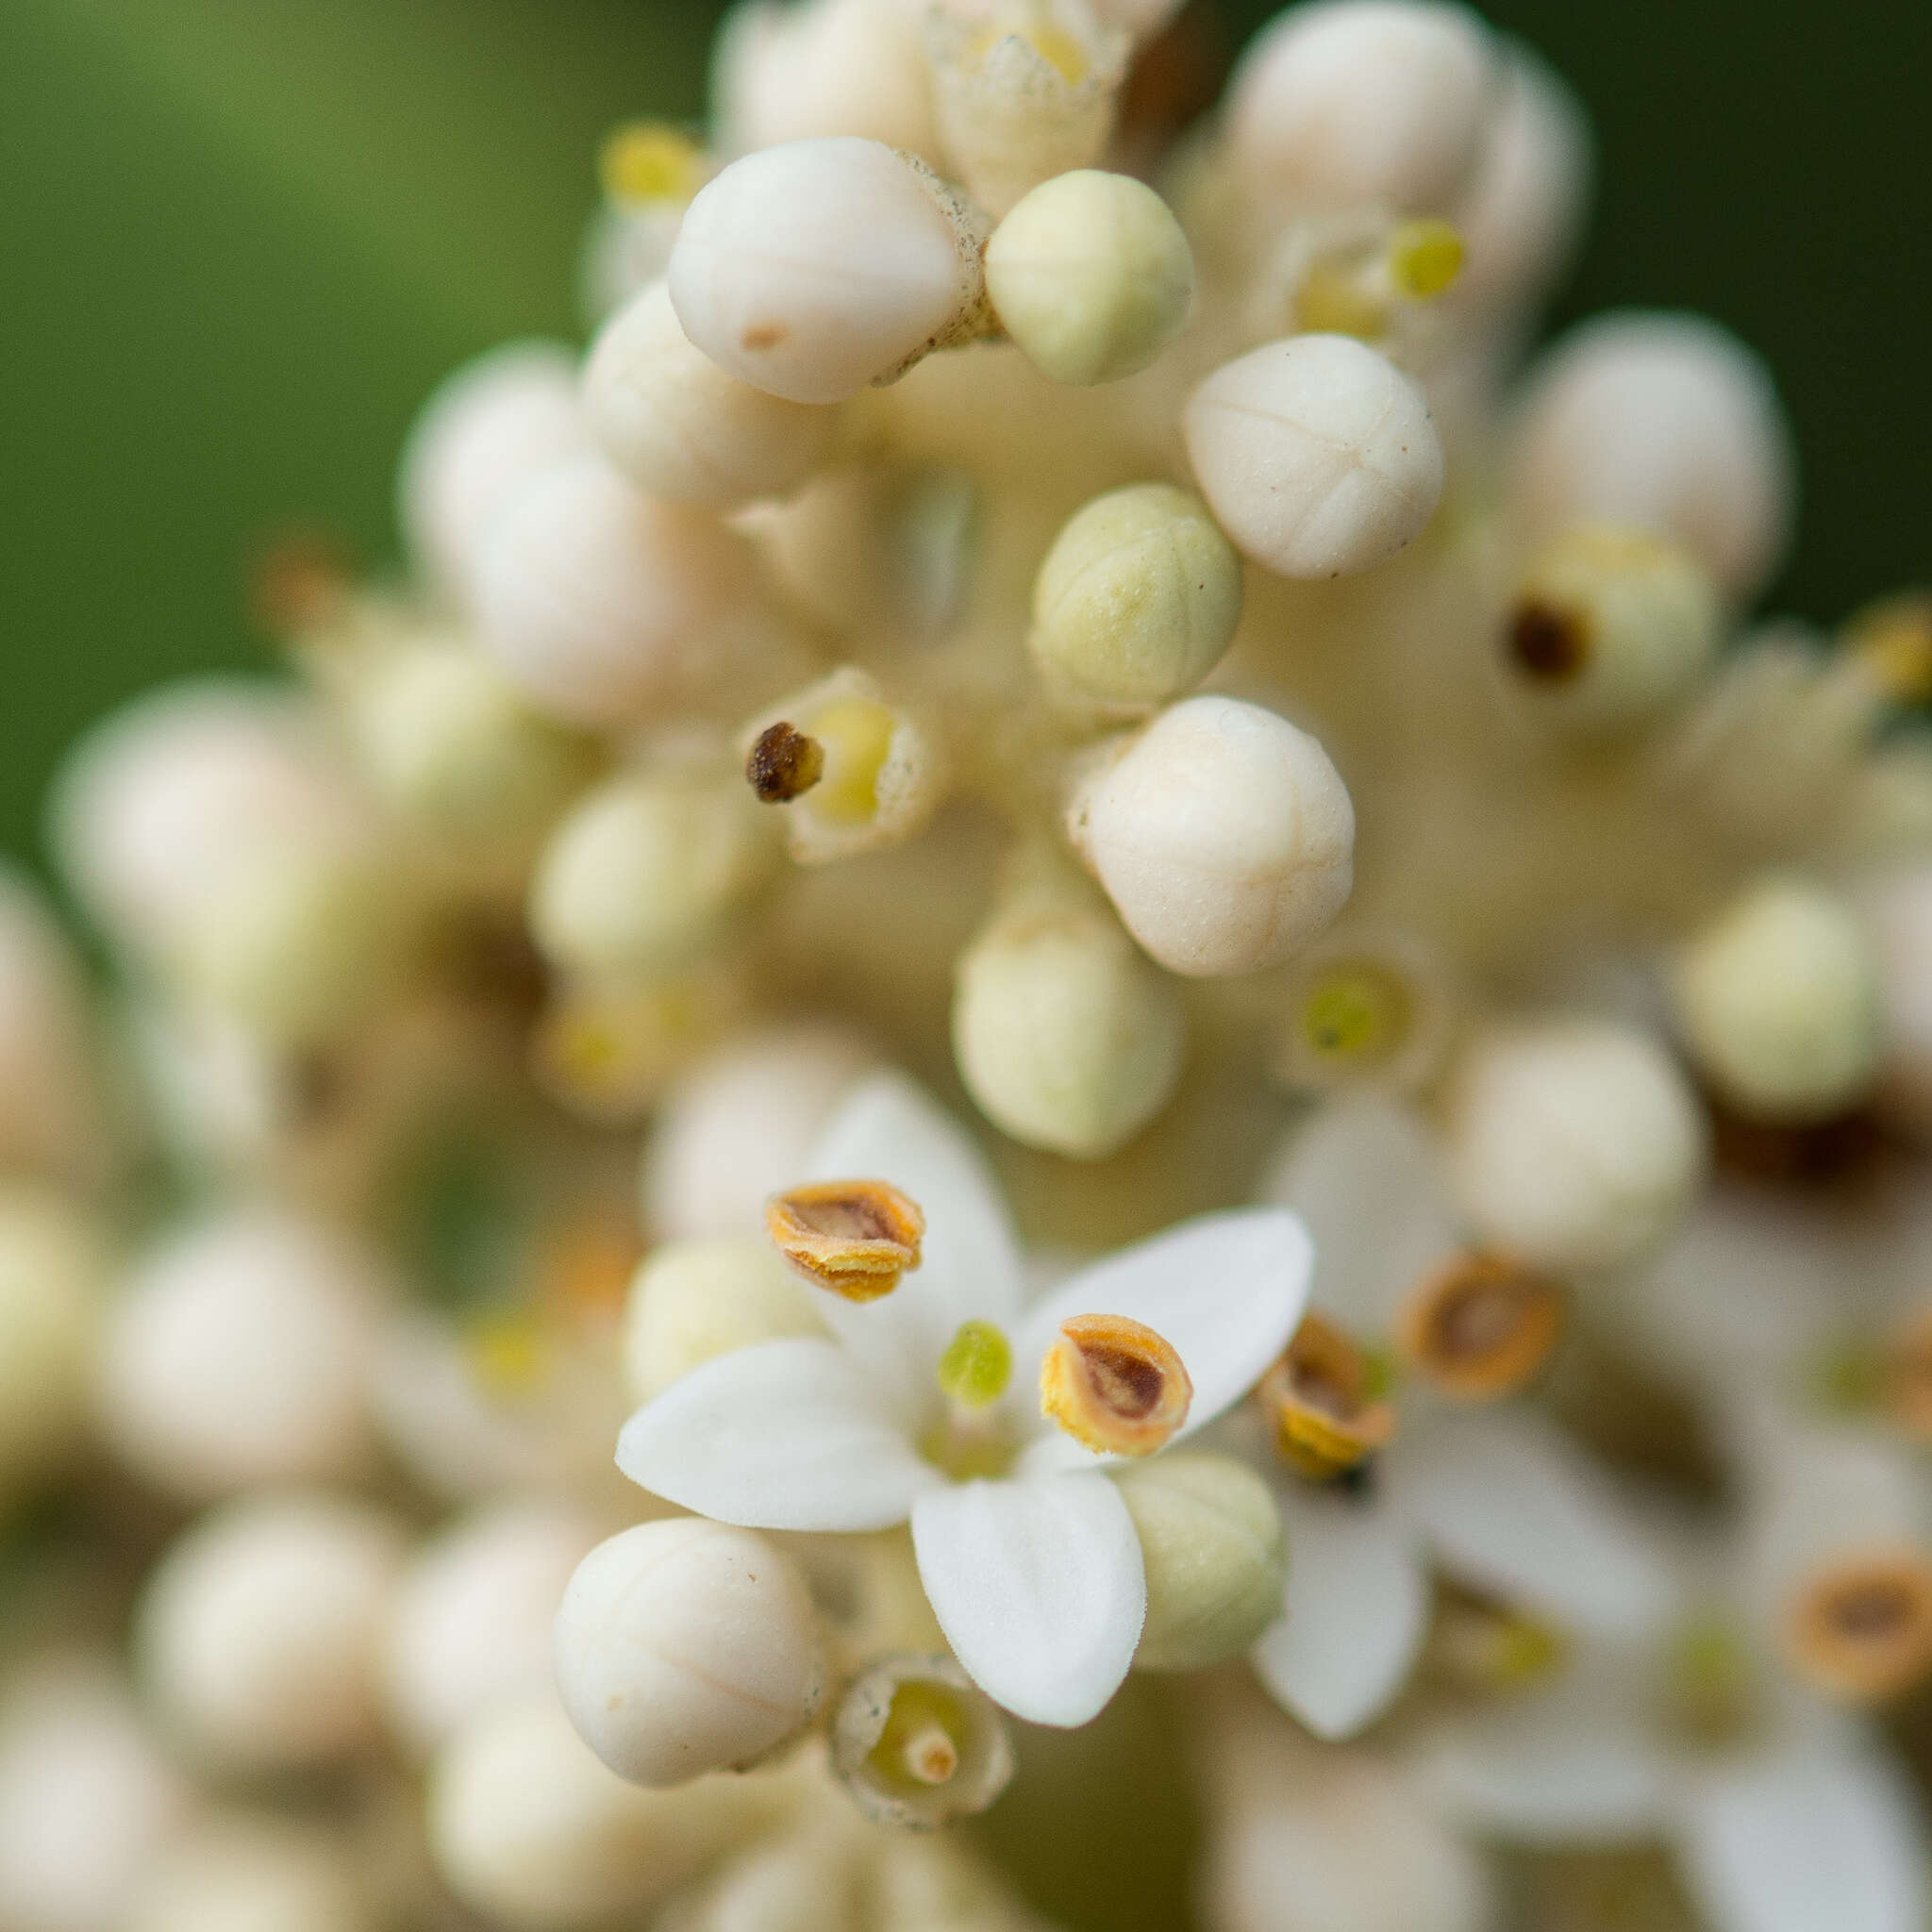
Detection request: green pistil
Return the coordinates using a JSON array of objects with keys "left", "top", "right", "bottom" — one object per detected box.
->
[{"left": 938, "top": 1319, "right": 1012, "bottom": 1409}]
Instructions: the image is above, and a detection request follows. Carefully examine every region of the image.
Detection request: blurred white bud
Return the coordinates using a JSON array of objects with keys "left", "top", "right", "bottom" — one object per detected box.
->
[
  {"left": 1444, "top": 1019, "right": 1707, "bottom": 1274},
  {"left": 1673, "top": 876, "right": 1881, "bottom": 1123},
  {"left": 1065, "top": 694, "right": 1355, "bottom": 976},
  {"left": 125, "top": 1816, "right": 373, "bottom": 1932},
  {"left": 397, "top": 341, "right": 591, "bottom": 610},
  {"left": 554, "top": 1520, "right": 823, "bottom": 1787},
  {"left": 586, "top": 280, "right": 846, "bottom": 508},
  {"left": 382, "top": 1498, "right": 606, "bottom": 1757},
  {"left": 0, "top": 1188, "right": 105, "bottom": 1501},
  {"left": 97, "top": 1209, "right": 383, "bottom": 1504},
  {"left": 1507, "top": 311, "right": 1795, "bottom": 604},
  {"left": 622, "top": 1237, "right": 826, "bottom": 1404},
  {"left": 1185, "top": 336, "right": 1443, "bottom": 578},
  {"left": 1225, "top": 0, "right": 1496, "bottom": 216},
  {"left": 137, "top": 1491, "right": 408, "bottom": 1775},
  {"left": 670, "top": 139, "right": 989, "bottom": 405}
]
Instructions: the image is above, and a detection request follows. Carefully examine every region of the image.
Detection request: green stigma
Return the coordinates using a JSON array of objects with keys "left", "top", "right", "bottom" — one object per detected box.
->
[
  {"left": 1389, "top": 218, "right": 1466, "bottom": 301},
  {"left": 1299, "top": 963, "right": 1412, "bottom": 1065},
  {"left": 938, "top": 1319, "right": 1012, "bottom": 1408}
]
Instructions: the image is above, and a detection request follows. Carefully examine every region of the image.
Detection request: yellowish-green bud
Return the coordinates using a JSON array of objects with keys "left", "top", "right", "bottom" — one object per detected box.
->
[
  {"left": 1115, "top": 1451, "right": 1286, "bottom": 1673},
  {"left": 984, "top": 171, "right": 1195, "bottom": 386},
  {"left": 1030, "top": 483, "right": 1243, "bottom": 708},
  {"left": 936, "top": 1319, "right": 1013, "bottom": 1409},
  {"left": 1672, "top": 875, "right": 1882, "bottom": 1123},
  {"left": 621, "top": 1237, "right": 826, "bottom": 1403}
]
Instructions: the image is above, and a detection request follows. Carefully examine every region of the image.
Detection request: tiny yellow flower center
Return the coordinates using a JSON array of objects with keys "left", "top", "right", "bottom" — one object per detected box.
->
[
  {"left": 765, "top": 1179, "right": 925, "bottom": 1301},
  {"left": 1258, "top": 1312, "right": 1397, "bottom": 1480},
  {"left": 867, "top": 1677, "right": 969, "bottom": 1790},
  {"left": 1040, "top": 1313, "right": 1192, "bottom": 1457},
  {"left": 938, "top": 1319, "right": 1013, "bottom": 1409},
  {"left": 1388, "top": 218, "right": 1466, "bottom": 301},
  {"left": 463, "top": 1310, "right": 549, "bottom": 1397},
  {"left": 1297, "top": 960, "right": 1415, "bottom": 1071},
  {"left": 599, "top": 122, "right": 703, "bottom": 206},
  {"left": 1429, "top": 1589, "right": 1568, "bottom": 1694},
  {"left": 803, "top": 695, "right": 897, "bottom": 825}
]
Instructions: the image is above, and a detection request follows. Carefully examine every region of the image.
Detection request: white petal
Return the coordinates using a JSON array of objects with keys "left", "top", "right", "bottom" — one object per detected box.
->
[
  {"left": 1015, "top": 1209, "right": 1312, "bottom": 1469},
  {"left": 1396, "top": 1409, "right": 1677, "bottom": 1640},
  {"left": 1679, "top": 1743, "right": 1930, "bottom": 1932},
  {"left": 806, "top": 1073, "right": 1025, "bottom": 1392},
  {"left": 910, "top": 1474, "right": 1144, "bottom": 1727},
  {"left": 1250, "top": 1482, "right": 1428, "bottom": 1740},
  {"left": 614, "top": 1337, "right": 942, "bottom": 1530}
]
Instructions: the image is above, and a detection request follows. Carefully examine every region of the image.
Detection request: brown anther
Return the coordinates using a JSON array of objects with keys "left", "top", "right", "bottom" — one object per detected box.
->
[
  {"left": 1883, "top": 1307, "right": 1932, "bottom": 1441},
  {"left": 1257, "top": 1312, "right": 1396, "bottom": 1481},
  {"left": 766, "top": 1179, "right": 924, "bottom": 1302},
  {"left": 1395, "top": 1252, "right": 1566, "bottom": 1401},
  {"left": 1040, "top": 1313, "right": 1191, "bottom": 1457},
  {"left": 1508, "top": 599, "right": 1590, "bottom": 682},
  {"left": 1787, "top": 1548, "right": 1932, "bottom": 1703},
  {"left": 745, "top": 722, "right": 825, "bottom": 803}
]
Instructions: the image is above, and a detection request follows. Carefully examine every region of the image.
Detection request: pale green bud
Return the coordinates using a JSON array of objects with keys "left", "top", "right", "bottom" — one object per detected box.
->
[
  {"left": 984, "top": 171, "right": 1194, "bottom": 386},
  {"left": 1114, "top": 1452, "right": 1285, "bottom": 1673},
  {"left": 1673, "top": 875, "right": 1882, "bottom": 1123},
  {"left": 953, "top": 879, "right": 1185, "bottom": 1158},
  {"left": 1030, "top": 484, "right": 1243, "bottom": 708},
  {"left": 621, "top": 1237, "right": 826, "bottom": 1403}
]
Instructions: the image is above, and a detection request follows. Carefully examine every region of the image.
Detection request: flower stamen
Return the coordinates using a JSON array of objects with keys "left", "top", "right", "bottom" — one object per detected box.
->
[
  {"left": 745, "top": 721, "right": 824, "bottom": 803},
  {"left": 765, "top": 1179, "right": 925, "bottom": 1302},
  {"left": 1396, "top": 1252, "right": 1565, "bottom": 1400},
  {"left": 1787, "top": 1548, "right": 1932, "bottom": 1703},
  {"left": 1258, "top": 1312, "right": 1395, "bottom": 1480},
  {"left": 1040, "top": 1313, "right": 1191, "bottom": 1457},
  {"left": 937, "top": 1319, "right": 1012, "bottom": 1408}
]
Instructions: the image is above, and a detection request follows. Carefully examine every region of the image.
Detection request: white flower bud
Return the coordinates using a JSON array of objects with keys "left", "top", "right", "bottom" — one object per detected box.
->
[
  {"left": 952, "top": 874, "right": 1186, "bottom": 1157},
  {"left": 397, "top": 341, "right": 591, "bottom": 609},
  {"left": 1501, "top": 525, "right": 1723, "bottom": 737},
  {"left": 676, "top": 1831, "right": 860, "bottom": 1932},
  {"left": 0, "top": 1657, "right": 190, "bottom": 1932},
  {"left": 1507, "top": 311, "right": 1795, "bottom": 603},
  {"left": 641, "top": 1024, "right": 879, "bottom": 1241},
  {"left": 621, "top": 1236, "right": 826, "bottom": 1403},
  {"left": 0, "top": 869, "right": 106, "bottom": 1184},
  {"left": 925, "top": 2, "right": 1131, "bottom": 217},
  {"left": 669, "top": 139, "right": 989, "bottom": 405},
  {"left": 1184, "top": 335, "right": 1443, "bottom": 578},
  {"left": 1065, "top": 695, "right": 1355, "bottom": 976},
  {"left": 125, "top": 1816, "right": 373, "bottom": 1932},
  {"left": 0, "top": 1188, "right": 104, "bottom": 1500},
  {"left": 830, "top": 1653, "right": 1014, "bottom": 1829},
  {"left": 428, "top": 1692, "right": 774, "bottom": 1928},
  {"left": 528, "top": 759, "right": 780, "bottom": 983},
  {"left": 983, "top": 172, "right": 1194, "bottom": 386},
  {"left": 586, "top": 280, "right": 846, "bottom": 508},
  {"left": 554, "top": 1520, "right": 823, "bottom": 1787},
  {"left": 1443, "top": 1019, "right": 1707, "bottom": 1274},
  {"left": 1029, "top": 482, "right": 1242, "bottom": 707},
  {"left": 472, "top": 454, "right": 776, "bottom": 730},
  {"left": 1115, "top": 1453, "right": 1287, "bottom": 1672},
  {"left": 1225, "top": 1, "right": 1496, "bottom": 216},
  {"left": 137, "top": 1492, "right": 408, "bottom": 1774},
  {"left": 98, "top": 1210, "right": 383, "bottom": 1504},
  {"left": 382, "top": 1499, "right": 606, "bottom": 1757},
  {"left": 1673, "top": 877, "right": 1881, "bottom": 1124}
]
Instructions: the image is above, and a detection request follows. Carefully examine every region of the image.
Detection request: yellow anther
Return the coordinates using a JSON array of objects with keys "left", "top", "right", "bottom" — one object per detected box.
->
[
  {"left": 938, "top": 1320, "right": 1013, "bottom": 1409},
  {"left": 1388, "top": 218, "right": 1466, "bottom": 301},
  {"left": 766, "top": 1179, "right": 925, "bottom": 1302},
  {"left": 1844, "top": 591, "right": 1932, "bottom": 706},
  {"left": 599, "top": 122, "right": 703, "bottom": 207},
  {"left": 1040, "top": 1313, "right": 1192, "bottom": 1457},
  {"left": 1395, "top": 1252, "right": 1565, "bottom": 1401},
  {"left": 1786, "top": 1547, "right": 1932, "bottom": 1704},
  {"left": 1257, "top": 1312, "right": 1396, "bottom": 1480}
]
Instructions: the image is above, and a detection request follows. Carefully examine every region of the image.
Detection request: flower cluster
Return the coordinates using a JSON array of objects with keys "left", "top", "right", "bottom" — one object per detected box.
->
[{"left": 1, "top": 1, "right": 1930, "bottom": 1929}]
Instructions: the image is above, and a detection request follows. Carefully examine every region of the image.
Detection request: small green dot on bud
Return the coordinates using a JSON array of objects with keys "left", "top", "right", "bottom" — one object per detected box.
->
[
  {"left": 1388, "top": 219, "right": 1465, "bottom": 301},
  {"left": 1299, "top": 965, "right": 1412, "bottom": 1065},
  {"left": 938, "top": 1320, "right": 1012, "bottom": 1408}
]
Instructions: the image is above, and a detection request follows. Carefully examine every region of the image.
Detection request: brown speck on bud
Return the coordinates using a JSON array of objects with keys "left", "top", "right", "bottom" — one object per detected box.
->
[
  {"left": 1395, "top": 1252, "right": 1565, "bottom": 1401},
  {"left": 1787, "top": 1549, "right": 1932, "bottom": 1703},
  {"left": 1258, "top": 1312, "right": 1395, "bottom": 1481},
  {"left": 766, "top": 1178, "right": 925, "bottom": 1301},
  {"left": 746, "top": 721, "right": 826, "bottom": 803},
  {"left": 1508, "top": 599, "right": 1590, "bottom": 682},
  {"left": 1040, "top": 1313, "right": 1191, "bottom": 1457}
]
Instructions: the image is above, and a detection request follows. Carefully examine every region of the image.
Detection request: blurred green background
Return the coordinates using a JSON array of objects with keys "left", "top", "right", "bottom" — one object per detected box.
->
[{"left": 3, "top": 0, "right": 1928, "bottom": 878}]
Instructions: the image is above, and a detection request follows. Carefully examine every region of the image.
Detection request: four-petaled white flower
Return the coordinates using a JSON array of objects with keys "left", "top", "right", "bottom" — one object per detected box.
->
[{"left": 617, "top": 1073, "right": 1311, "bottom": 1725}]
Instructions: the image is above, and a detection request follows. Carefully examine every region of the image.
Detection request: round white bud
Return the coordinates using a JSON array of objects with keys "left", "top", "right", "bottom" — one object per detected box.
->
[
  {"left": 586, "top": 280, "right": 845, "bottom": 508},
  {"left": 528, "top": 762, "right": 779, "bottom": 983},
  {"left": 136, "top": 1492, "right": 408, "bottom": 1774},
  {"left": 0, "top": 1188, "right": 105, "bottom": 1499},
  {"left": 641, "top": 1024, "right": 878, "bottom": 1241},
  {"left": 1226, "top": 1, "right": 1495, "bottom": 215},
  {"left": 669, "top": 138, "right": 986, "bottom": 405},
  {"left": 382, "top": 1499, "right": 606, "bottom": 1757},
  {"left": 1115, "top": 1453, "right": 1287, "bottom": 1672},
  {"left": 1502, "top": 525, "right": 1723, "bottom": 736},
  {"left": 1673, "top": 877, "right": 1881, "bottom": 1124},
  {"left": 1444, "top": 1019, "right": 1707, "bottom": 1274},
  {"left": 1507, "top": 311, "right": 1794, "bottom": 603},
  {"left": 1030, "top": 483, "right": 1243, "bottom": 707},
  {"left": 952, "top": 887, "right": 1186, "bottom": 1158},
  {"left": 983, "top": 172, "right": 1194, "bottom": 386},
  {"left": 0, "top": 869, "right": 104, "bottom": 1183},
  {"left": 0, "top": 1657, "right": 190, "bottom": 1932},
  {"left": 554, "top": 1520, "right": 823, "bottom": 1788},
  {"left": 1066, "top": 695, "right": 1355, "bottom": 977},
  {"left": 1859, "top": 864, "right": 1932, "bottom": 1129},
  {"left": 1185, "top": 336, "right": 1443, "bottom": 578},
  {"left": 472, "top": 454, "right": 766, "bottom": 729},
  {"left": 98, "top": 1210, "right": 383, "bottom": 1504},
  {"left": 397, "top": 341, "right": 591, "bottom": 609},
  {"left": 621, "top": 1237, "right": 825, "bottom": 1404},
  {"left": 125, "top": 1817, "right": 372, "bottom": 1932}
]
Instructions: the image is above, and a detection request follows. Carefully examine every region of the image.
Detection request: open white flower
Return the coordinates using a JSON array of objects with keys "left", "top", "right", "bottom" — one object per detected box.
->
[{"left": 617, "top": 1073, "right": 1310, "bottom": 1725}]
